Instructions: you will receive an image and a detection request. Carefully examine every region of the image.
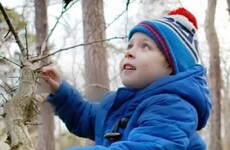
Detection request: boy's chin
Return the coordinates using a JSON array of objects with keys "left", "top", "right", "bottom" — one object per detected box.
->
[
  {"left": 122, "top": 80, "right": 145, "bottom": 89},
  {"left": 122, "top": 80, "right": 136, "bottom": 89}
]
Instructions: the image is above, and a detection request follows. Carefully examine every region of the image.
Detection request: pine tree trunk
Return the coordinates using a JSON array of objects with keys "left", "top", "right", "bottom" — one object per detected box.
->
[
  {"left": 222, "top": 66, "right": 230, "bottom": 150},
  {"left": 205, "top": 0, "right": 222, "bottom": 149},
  {"left": 222, "top": 94, "right": 230, "bottom": 150},
  {"left": 34, "top": 0, "right": 55, "bottom": 150},
  {"left": 82, "top": 0, "right": 109, "bottom": 145},
  {"left": 82, "top": 0, "right": 109, "bottom": 101}
]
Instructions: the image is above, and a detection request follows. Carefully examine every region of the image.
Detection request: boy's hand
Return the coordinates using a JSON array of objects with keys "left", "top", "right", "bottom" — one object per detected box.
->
[{"left": 39, "top": 67, "right": 62, "bottom": 94}]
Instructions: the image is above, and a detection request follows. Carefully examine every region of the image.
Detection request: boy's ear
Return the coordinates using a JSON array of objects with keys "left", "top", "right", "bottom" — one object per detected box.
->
[
  {"left": 167, "top": 67, "right": 173, "bottom": 75},
  {"left": 164, "top": 63, "right": 173, "bottom": 75}
]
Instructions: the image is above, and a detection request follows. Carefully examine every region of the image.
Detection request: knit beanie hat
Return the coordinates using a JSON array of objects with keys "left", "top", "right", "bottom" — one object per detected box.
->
[{"left": 128, "top": 7, "right": 199, "bottom": 74}]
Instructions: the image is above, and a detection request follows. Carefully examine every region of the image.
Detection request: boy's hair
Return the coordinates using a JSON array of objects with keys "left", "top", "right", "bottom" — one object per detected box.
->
[{"left": 128, "top": 8, "right": 199, "bottom": 74}]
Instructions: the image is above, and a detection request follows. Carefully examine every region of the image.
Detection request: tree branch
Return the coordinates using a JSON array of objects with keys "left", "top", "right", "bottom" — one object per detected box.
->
[
  {"left": 32, "top": 36, "right": 127, "bottom": 63},
  {"left": 25, "top": 26, "right": 29, "bottom": 59},
  {"left": 0, "top": 55, "right": 21, "bottom": 67},
  {"left": 0, "top": 93, "right": 8, "bottom": 103},
  {"left": 39, "top": 0, "right": 80, "bottom": 58},
  {"left": 0, "top": 3, "right": 26, "bottom": 56},
  {"left": 105, "top": 9, "right": 127, "bottom": 30}
]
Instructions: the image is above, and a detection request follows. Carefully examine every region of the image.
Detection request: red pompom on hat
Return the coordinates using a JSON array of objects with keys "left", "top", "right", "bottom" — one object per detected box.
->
[{"left": 167, "top": 7, "right": 198, "bottom": 29}]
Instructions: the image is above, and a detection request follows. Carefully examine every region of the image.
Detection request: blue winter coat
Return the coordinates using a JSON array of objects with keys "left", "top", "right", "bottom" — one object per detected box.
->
[{"left": 48, "top": 64, "right": 211, "bottom": 150}]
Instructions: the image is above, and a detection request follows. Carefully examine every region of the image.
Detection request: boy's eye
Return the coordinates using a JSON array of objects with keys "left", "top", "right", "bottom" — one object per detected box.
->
[
  {"left": 142, "top": 43, "right": 151, "bottom": 50},
  {"left": 127, "top": 44, "right": 133, "bottom": 50}
]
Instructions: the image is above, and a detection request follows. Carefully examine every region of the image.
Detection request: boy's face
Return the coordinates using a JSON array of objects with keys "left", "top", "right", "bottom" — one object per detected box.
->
[{"left": 120, "top": 32, "right": 172, "bottom": 89}]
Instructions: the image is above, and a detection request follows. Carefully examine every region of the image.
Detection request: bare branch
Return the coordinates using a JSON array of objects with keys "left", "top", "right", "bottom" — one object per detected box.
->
[
  {"left": 177, "top": 0, "right": 183, "bottom": 7},
  {"left": 85, "top": 83, "right": 109, "bottom": 91},
  {"left": 25, "top": 26, "right": 29, "bottom": 59},
  {"left": 0, "top": 3, "right": 26, "bottom": 56},
  {"left": 4, "top": 30, "right": 11, "bottom": 39},
  {"left": 32, "top": 36, "right": 127, "bottom": 63},
  {"left": 0, "top": 82, "right": 16, "bottom": 97},
  {"left": 126, "top": 0, "right": 130, "bottom": 10},
  {"left": 24, "top": 109, "right": 39, "bottom": 123},
  {"left": 105, "top": 9, "right": 127, "bottom": 30},
  {"left": 35, "top": 61, "right": 52, "bottom": 72},
  {"left": 0, "top": 55, "right": 21, "bottom": 67},
  {"left": 25, "top": 122, "right": 43, "bottom": 126},
  {"left": 0, "top": 93, "right": 8, "bottom": 103},
  {"left": 39, "top": 0, "right": 80, "bottom": 58}
]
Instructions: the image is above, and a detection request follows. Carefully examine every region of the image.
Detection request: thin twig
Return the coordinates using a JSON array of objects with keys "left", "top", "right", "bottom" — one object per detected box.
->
[
  {"left": 35, "top": 61, "right": 52, "bottom": 72},
  {"left": 126, "top": 0, "right": 130, "bottom": 10},
  {"left": 105, "top": 9, "right": 127, "bottom": 30},
  {"left": 0, "top": 76, "right": 20, "bottom": 79},
  {"left": 85, "top": 83, "right": 109, "bottom": 91},
  {"left": 25, "top": 26, "right": 29, "bottom": 59},
  {"left": 0, "top": 3, "right": 26, "bottom": 56},
  {"left": 32, "top": 36, "right": 127, "bottom": 62},
  {"left": 24, "top": 113, "right": 37, "bottom": 123},
  {"left": 39, "top": 0, "right": 80, "bottom": 58},
  {"left": 177, "top": 0, "right": 183, "bottom": 7},
  {"left": 0, "top": 93, "right": 8, "bottom": 102},
  {"left": 4, "top": 30, "right": 11, "bottom": 39},
  {"left": 25, "top": 121, "right": 43, "bottom": 126},
  {"left": 0, "top": 84, "right": 8, "bottom": 93},
  {"left": 0, "top": 55, "right": 21, "bottom": 67},
  {"left": 0, "top": 83, "right": 14, "bottom": 97}
]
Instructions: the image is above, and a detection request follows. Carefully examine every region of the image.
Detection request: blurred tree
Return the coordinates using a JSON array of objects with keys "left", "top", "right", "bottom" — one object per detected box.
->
[
  {"left": 0, "top": 8, "right": 26, "bottom": 84},
  {"left": 222, "top": 57, "right": 230, "bottom": 150},
  {"left": 205, "top": 0, "right": 222, "bottom": 150},
  {"left": 34, "top": 0, "right": 55, "bottom": 150},
  {"left": 82, "top": 0, "right": 109, "bottom": 145},
  {"left": 227, "top": 0, "right": 230, "bottom": 19},
  {"left": 82, "top": 0, "right": 109, "bottom": 101}
]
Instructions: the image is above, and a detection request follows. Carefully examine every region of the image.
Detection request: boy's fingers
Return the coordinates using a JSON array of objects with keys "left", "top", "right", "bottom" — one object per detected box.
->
[{"left": 35, "top": 93, "right": 49, "bottom": 103}]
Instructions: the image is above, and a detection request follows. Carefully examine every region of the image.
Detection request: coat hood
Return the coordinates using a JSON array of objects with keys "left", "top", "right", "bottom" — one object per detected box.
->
[{"left": 136, "top": 64, "right": 212, "bottom": 130}]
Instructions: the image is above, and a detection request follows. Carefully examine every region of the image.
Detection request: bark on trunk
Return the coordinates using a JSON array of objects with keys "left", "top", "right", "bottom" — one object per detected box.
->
[
  {"left": 82, "top": 0, "right": 109, "bottom": 102},
  {"left": 222, "top": 66, "right": 230, "bottom": 150},
  {"left": 4, "top": 65, "right": 37, "bottom": 150},
  {"left": 82, "top": 0, "right": 109, "bottom": 145},
  {"left": 205, "top": 0, "right": 222, "bottom": 149},
  {"left": 0, "top": 3, "right": 37, "bottom": 150}
]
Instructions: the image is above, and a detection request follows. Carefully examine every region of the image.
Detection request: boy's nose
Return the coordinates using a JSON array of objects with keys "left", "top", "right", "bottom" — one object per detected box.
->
[{"left": 125, "top": 50, "right": 135, "bottom": 58}]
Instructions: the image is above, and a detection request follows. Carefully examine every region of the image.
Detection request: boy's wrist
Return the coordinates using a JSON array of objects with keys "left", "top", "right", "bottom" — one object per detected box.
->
[{"left": 50, "top": 80, "right": 62, "bottom": 95}]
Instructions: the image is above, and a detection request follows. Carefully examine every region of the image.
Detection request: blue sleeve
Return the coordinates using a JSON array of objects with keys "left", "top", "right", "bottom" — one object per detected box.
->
[
  {"left": 47, "top": 80, "right": 99, "bottom": 140},
  {"left": 65, "top": 95, "right": 199, "bottom": 150}
]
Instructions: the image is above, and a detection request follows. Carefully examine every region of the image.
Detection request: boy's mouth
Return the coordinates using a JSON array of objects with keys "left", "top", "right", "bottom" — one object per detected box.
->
[{"left": 123, "top": 63, "right": 136, "bottom": 70}]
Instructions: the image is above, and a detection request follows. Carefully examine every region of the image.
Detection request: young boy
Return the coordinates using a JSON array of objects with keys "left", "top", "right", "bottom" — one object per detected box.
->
[{"left": 40, "top": 7, "right": 211, "bottom": 150}]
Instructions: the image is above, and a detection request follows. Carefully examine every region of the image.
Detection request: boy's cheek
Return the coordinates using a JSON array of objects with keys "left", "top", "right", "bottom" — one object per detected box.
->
[{"left": 119, "top": 58, "right": 125, "bottom": 71}]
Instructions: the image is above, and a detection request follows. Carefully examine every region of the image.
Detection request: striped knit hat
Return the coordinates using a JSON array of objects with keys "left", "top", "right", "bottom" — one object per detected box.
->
[{"left": 128, "top": 7, "right": 200, "bottom": 74}]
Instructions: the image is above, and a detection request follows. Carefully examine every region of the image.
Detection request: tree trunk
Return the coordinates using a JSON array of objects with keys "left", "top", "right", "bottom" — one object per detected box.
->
[
  {"left": 222, "top": 62, "right": 230, "bottom": 150},
  {"left": 34, "top": 0, "right": 55, "bottom": 150},
  {"left": 205, "top": 0, "right": 222, "bottom": 149},
  {"left": 82, "top": 0, "right": 109, "bottom": 145},
  {"left": 4, "top": 65, "right": 37, "bottom": 150},
  {"left": 0, "top": 3, "right": 36, "bottom": 150},
  {"left": 222, "top": 87, "right": 230, "bottom": 150},
  {"left": 82, "top": 0, "right": 109, "bottom": 102}
]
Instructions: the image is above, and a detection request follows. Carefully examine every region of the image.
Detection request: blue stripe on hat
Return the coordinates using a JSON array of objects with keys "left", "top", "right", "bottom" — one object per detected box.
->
[
  {"left": 156, "top": 19, "right": 199, "bottom": 62},
  {"left": 153, "top": 21, "right": 196, "bottom": 72}
]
